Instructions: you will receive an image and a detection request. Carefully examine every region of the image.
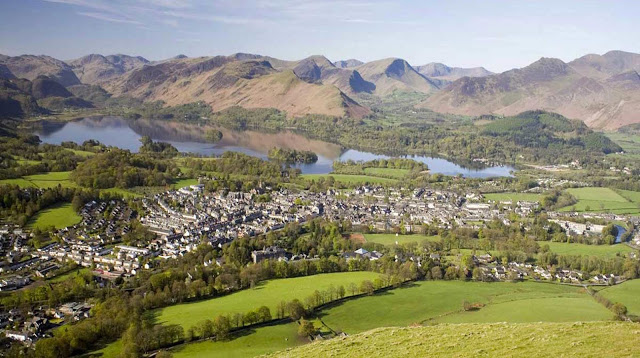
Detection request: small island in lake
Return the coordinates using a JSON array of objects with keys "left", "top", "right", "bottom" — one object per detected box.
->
[{"left": 268, "top": 147, "right": 318, "bottom": 164}]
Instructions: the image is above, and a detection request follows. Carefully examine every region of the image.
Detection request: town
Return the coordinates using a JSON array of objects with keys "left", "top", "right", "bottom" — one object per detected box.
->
[{"left": 1, "top": 180, "right": 638, "bottom": 347}]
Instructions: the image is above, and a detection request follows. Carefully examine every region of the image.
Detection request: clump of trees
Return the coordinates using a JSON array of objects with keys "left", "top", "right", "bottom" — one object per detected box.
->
[
  {"left": 268, "top": 147, "right": 318, "bottom": 164},
  {"left": 138, "top": 136, "right": 178, "bottom": 157},
  {"left": 71, "top": 148, "right": 178, "bottom": 188}
]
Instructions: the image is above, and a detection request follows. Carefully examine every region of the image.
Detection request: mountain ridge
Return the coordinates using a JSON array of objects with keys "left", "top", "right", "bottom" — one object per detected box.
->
[{"left": 2, "top": 50, "right": 640, "bottom": 128}]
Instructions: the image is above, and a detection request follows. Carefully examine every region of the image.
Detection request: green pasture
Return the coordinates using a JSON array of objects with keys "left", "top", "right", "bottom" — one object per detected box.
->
[
  {"left": 363, "top": 234, "right": 440, "bottom": 246},
  {"left": 155, "top": 272, "right": 380, "bottom": 331},
  {"left": 28, "top": 203, "right": 82, "bottom": 230}
]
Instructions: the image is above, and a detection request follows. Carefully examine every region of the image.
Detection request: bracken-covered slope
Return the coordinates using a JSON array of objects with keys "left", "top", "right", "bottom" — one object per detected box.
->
[
  {"left": 267, "top": 322, "right": 640, "bottom": 358},
  {"left": 104, "top": 55, "right": 369, "bottom": 118},
  {"left": 423, "top": 51, "right": 640, "bottom": 130}
]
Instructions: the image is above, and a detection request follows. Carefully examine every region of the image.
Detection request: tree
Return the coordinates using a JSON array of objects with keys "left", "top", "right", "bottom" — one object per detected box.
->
[
  {"left": 336, "top": 285, "right": 346, "bottom": 299},
  {"left": 298, "top": 319, "right": 316, "bottom": 338},
  {"left": 276, "top": 301, "right": 287, "bottom": 319},
  {"left": 431, "top": 266, "right": 443, "bottom": 280},
  {"left": 213, "top": 315, "right": 231, "bottom": 340},
  {"left": 359, "top": 280, "right": 375, "bottom": 295},
  {"left": 286, "top": 299, "right": 306, "bottom": 320},
  {"left": 244, "top": 311, "right": 259, "bottom": 325},
  {"left": 257, "top": 305, "right": 272, "bottom": 322},
  {"left": 612, "top": 303, "right": 627, "bottom": 317},
  {"left": 197, "top": 319, "right": 214, "bottom": 338},
  {"left": 348, "top": 282, "right": 358, "bottom": 296}
]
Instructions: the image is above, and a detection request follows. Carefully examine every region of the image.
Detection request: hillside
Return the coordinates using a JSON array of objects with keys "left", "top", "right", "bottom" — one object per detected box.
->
[
  {"left": 0, "top": 75, "right": 92, "bottom": 117},
  {"left": 3, "top": 50, "right": 640, "bottom": 126},
  {"left": 0, "top": 78, "right": 44, "bottom": 117},
  {"left": 415, "top": 62, "right": 493, "bottom": 86},
  {"left": 354, "top": 58, "right": 439, "bottom": 96},
  {"left": 69, "top": 54, "right": 149, "bottom": 84},
  {"left": 423, "top": 51, "right": 640, "bottom": 130},
  {"left": 105, "top": 55, "right": 369, "bottom": 118},
  {"left": 268, "top": 322, "right": 640, "bottom": 358},
  {"left": 0, "top": 54, "right": 80, "bottom": 86},
  {"left": 334, "top": 59, "right": 364, "bottom": 68}
]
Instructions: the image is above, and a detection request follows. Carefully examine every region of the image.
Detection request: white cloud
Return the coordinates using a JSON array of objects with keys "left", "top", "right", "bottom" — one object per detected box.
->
[{"left": 77, "top": 11, "right": 142, "bottom": 25}]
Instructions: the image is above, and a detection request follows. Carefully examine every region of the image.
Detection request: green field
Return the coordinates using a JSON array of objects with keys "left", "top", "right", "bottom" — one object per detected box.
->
[
  {"left": 435, "top": 297, "right": 611, "bottom": 323},
  {"left": 47, "top": 268, "right": 90, "bottom": 283},
  {"left": 28, "top": 203, "right": 82, "bottom": 230},
  {"left": 171, "top": 178, "right": 199, "bottom": 189},
  {"left": 362, "top": 167, "right": 409, "bottom": 179},
  {"left": 484, "top": 192, "right": 543, "bottom": 203},
  {"left": 100, "top": 187, "right": 142, "bottom": 198},
  {"left": 156, "top": 272, "right": 380, "bottom": 330},
  {"left": 606, "top": 132, "right": 640, "bottom": 156},
  {"left": 267, "top": 322, "right": 639, "bottom": 358},
  {"left": 171, "top": 322, "right": 304, "bottom": 358},
  {"left": 319, "top": 281, "right": 606, "bottom": 334},
  {"left": 0, "top": 171, "right": 76, "bottom": 189},
  {"left": 617, "top": 189, "right": 640, "bottom": 205},
  {"left": 598, "top": 279, "right": 640, "bottom": 316},
  {"left": 300, "top": 174, "right": 397, "bottom": 184},
  {"left": 0, "top": 171, "right": 145, "bottom": 198},
  {"left": 541, "top": 241, "right": 636, "bottom": 258},
  {"left": 559, "top": 187, "right": 640, "bottom": 214},
  {"left": 363, "top": 234, "right": 440, "bottom": 245},
  {"left": 87, "top": 339, "right": 122, "bottom": 358}
]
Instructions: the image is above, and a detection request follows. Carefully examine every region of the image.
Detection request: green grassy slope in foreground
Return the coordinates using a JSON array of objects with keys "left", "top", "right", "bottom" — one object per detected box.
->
[
  {"left": 267, "top": 322, "right": 640, "bottom": 358},
  {"left": 155, "top": 272, "right": 380, "bottom": 330}
]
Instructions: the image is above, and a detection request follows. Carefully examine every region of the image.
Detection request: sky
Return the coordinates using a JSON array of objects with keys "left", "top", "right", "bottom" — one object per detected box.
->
[{"left": 0, "top": 0, "right": 638, "bottom": 73}]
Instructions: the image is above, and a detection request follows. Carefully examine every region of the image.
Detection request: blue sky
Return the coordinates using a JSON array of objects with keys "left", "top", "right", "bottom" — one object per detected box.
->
[{"left": 0, "top": 0, "right": 638, "bottom": 72}]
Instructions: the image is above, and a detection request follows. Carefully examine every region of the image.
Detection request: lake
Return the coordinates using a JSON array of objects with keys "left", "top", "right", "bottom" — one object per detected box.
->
[{"left": 34, "top": 117, "right": 516, "bottom": 177}]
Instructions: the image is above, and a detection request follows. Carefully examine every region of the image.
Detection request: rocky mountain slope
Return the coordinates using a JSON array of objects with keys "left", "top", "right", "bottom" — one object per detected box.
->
[
  {"left": 415, "top": 62, "right": 493, "bottom": 86},
  {"left": 354, "top": 58, "right": 439, "bottom": 96},
  {"left": 423, "top": 51, "right": 640, "bottom": 129},
  {"left": 333, "top": 59, "right": 364, "bottom": 68},
  {"left": 69, "top": 54, "right": 149, "bottom": 85},
  {"left": 103, "top": 55, "right": 370, "bottom": 118},
  {"left": 0, "top": 55, "right": 80, "bottom": 86},
  {"left": 2, "top": 50, "right": 639, "bottom": 128}
]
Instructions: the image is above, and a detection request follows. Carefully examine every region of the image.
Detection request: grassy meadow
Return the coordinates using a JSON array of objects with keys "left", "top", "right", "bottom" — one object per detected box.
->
[
  {"left": 559, "top": 187, "right": 640, "bottom": 214},
  {"left": 541, "top": 241, "right": 636, "bottom": 258},
  {"left": 171, "top": 322, "right": 304, "bottom": 358},
  {"left": 155, "top": 272, "right": 380, "bottom": 331},
  {"left": 318, "top": 281, "right": 606, "bottom": 334},
  {"left": 363, "top": 233, "right": 440, "bottom": 246},
  {"left": 28, "top": 203, "right": 82, "bottom": 230},
  {"left": 598, "top": 279, "right": 640, "bottom": 316},
  {"left": 171, "top": 178, "right": 200, "bottom": 189},
  {"left": 434, "top": 297, "right": 611, "bottom": 323},
  {"left": 267, "top": 322, "right": 639, "bottom": 358},
  {"left": 484, "top": 192, "right": 543, "bottom": 203},
  {"left": 0, "top": 171, "right": 77, "bottom": 189},
  {"left": 362, "top": 167, "right": 409, "bottom": 179}
]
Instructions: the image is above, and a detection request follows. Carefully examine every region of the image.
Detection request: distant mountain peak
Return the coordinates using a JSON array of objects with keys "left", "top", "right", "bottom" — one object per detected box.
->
[{"left": 333, "top": 59, "right": 364, "bottom": 68}]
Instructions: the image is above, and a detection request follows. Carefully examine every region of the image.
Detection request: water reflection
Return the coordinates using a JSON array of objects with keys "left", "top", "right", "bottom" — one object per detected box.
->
[{"left": 35, "top": 117, "right": 516, "bottom": 177}]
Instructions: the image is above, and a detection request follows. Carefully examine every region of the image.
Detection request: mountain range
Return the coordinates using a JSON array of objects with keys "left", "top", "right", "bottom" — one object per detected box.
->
[{"left": 1, "top": 50, "right": 639, "bottom": 129}]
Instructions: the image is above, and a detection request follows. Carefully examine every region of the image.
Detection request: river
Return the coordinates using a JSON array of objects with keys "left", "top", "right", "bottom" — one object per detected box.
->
[{"left": 34, "top": 116, "right": 516, "bottom": 177}]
